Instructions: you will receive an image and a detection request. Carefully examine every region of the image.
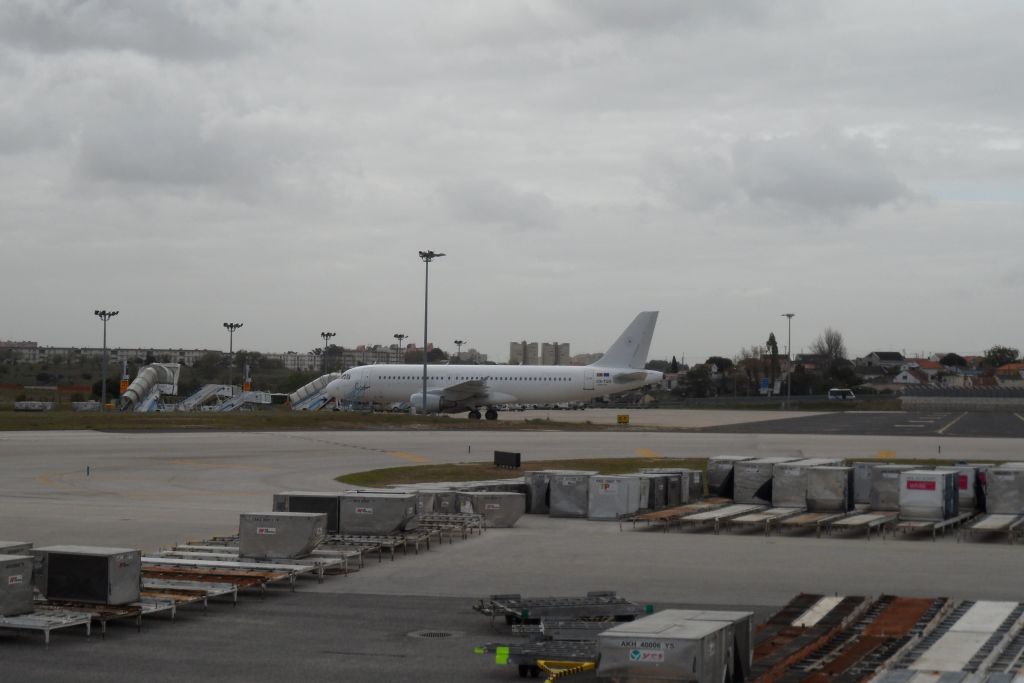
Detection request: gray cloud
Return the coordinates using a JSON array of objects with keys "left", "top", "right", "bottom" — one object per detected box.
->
[
  {"left": 0, "top": 0, "right": 258, "bottom": 61},
  {"left": 439, "top": 178, "right": 559, "bottom": 232}
]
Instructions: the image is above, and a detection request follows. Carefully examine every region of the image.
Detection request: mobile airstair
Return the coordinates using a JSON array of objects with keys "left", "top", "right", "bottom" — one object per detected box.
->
[
  {"left": 288, "top": 373, "right": 341, "bottom": 411},
  {"left": 118, "top": 363, "right": 181, "bottom": 412}
]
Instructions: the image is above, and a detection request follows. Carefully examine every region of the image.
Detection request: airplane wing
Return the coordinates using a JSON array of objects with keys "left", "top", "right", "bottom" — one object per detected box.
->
[{"left": 435, "top": 378, "right": 490, "bottom": 403}]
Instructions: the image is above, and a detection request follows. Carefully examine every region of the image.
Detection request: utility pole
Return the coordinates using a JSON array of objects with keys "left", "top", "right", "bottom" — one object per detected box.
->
[
  {"left": 418, "top": 250, "right": 445, "bottom": 414},
  {"left": 94, "top": 310, "right": 119, "bottom": 409},
  {"left": 223, "top": 322, "right": 243, "bottom": 395},
  {"left": 320, "top": 331, "right": 336, "bottom": 374},
  {"left": 782, "top": 313, "right": 795, "bottom": 409}
]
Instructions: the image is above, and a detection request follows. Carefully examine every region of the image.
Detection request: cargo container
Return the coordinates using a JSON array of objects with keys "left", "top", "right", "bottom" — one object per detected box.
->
[
  {"left": 524, "top": 471, "right": 555, "bottom": 514},
  {"left": 338, "top": 492, "right": 418, "bottom": 534},
  {"left": 806, "top": 466, "right": 855, "bottom": 513},
  {"left": 0, "top": 554, "right": 34, "bottom": 616},
  {"left": 772, "top": 459, "right": 844, "bottom": 508},
  {"left": 588, "top": 476, "right": 646, "bottom": 520},
  {"left": 239, "top": 512, "right": 327, "bottom": 559},
  {"left": 640, "top": 468, "right": 694, "bottom": 505},
  {"left": 549, "top": 471, "right": 598, "bottom": 518},
  {"left": 638, "top": 474, "right": 669, "bottom": 511},
  {"left": 455, "top": 491, "right": 525, "bottom": 527},
  {"left": 853, "top": 462, "right": 878, "bottom": 504},
  {"left": 0, "top": 541, "right": 32, "bottom": 555},
  {"left": 869, "top": 465, "right": 917, "bottom": 511},
  {"left": 596, "top": 609, "right": 753, "bottom": 683},
  {"left": 32, "top": 545, "right": 141, "bottom": 605},
  {"left": 734, "top": 457, "right": 799, "bottom": 505},
  {"left": 898, "top": 470, "right": 958, "bottom": 521},
  {"left": 707, "top": 455, "right": 755, "bottom": 498},
  {"left": 679, "top": 468, "right": 705, "bottom": 501},
  {"left": 273, "top": 491, "right": 342, "bottom": 533},
  {"left": 986, "top": 467, "right": 1024, "bottom": 515},
  {"left": 935, "top": 464, "right": 993, "bottom": 512}
]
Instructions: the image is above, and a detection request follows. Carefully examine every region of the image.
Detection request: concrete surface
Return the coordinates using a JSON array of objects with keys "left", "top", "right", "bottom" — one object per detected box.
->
[{"left": 460, "top": 407, "right": 824, "bottom": 428}]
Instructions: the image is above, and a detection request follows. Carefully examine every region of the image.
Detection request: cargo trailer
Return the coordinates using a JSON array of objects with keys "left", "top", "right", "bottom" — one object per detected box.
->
[
  {"left": 986, "top": 467, "right": 1024, "bottom": 515},
  {"left": 806, "top": 466, "right": 855, "bottom": 513},
  {"left": 588, "top": 476, "right": 646, "bottom": 520},
  {"left": 707, "top": 455, "right": 755, "bottom": 498},
  {"left": 898, "top": 470, "right": 958, "bottom": 521},
  {"left": 549, "top": 471, "right": 598, "bottom": 518},
  {"left": 455, "top": 491, "right": 525, "bottom": 527},
  {"left": 32, "top": 545, "right": 141, "bottom": 605},
  {"left": 733, "top": 457, "right": 799, "bottom": 505},
  {"left": 338, "top": 492, "right": 418, "bottom": 534},
  {"left": 239, "top": 512, "right": 327, "bottom": 559},
  {"left": 596, "top": 609, "right": 753, "bottom": 683},
  {"left": 273, "top": 492, "right": 342, "bottom": 533},
  {"left": 0, "top": 554, "right": 34, "bottom": 617},
  {"left": 869, "top": 465, "right": 917, "bottom": 511}
]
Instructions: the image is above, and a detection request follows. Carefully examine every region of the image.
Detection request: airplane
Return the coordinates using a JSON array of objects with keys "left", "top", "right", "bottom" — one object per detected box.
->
[{"left": 323, "top": 311, "right": 664, "bottom": 420}]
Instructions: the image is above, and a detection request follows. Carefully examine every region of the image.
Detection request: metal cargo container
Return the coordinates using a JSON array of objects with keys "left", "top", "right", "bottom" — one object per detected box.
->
[
  {"left": 32, "top": 545, "right": 141, "bottom": 605},
  {"left": 0, "top": 541, "right": 32, "bottom": 555},
  {"left": 0, "top": 554, "right": 34, "bottom": 617},
  {"left": 935, "top": 464, "right": 993, "bottom": 512},
  {"left": 588, "top": 476, "right": 646, "bottom": 520},
  {"left": 638, "top": 474, "right": 669, "bottom": 511},
  {"left": 273, "top": 491, "right": 342, "bottom": 533},
  {"left": 806, "top": 466, "right": 855, "bottom": 512},
  {"left": 734, "top": 457, "right": 799, "bottom": 505},
  {"left": 640, "top": 469, "right": 690, "bottom": 506},
  {"left": 869, "top": 465, "right": 917, "bottom": 510},
  {"left": 549, "top": 471, "right": 598, "bottom": 518},
  {"left": 239, "top": 512, "right": 327, "bottom": 559},
  {"left": 771, "top": 459, "right": 843, "bottom": 508},
  {"left": 707, "top": 456, "right": 755, "bottom": 498},
  {"left": 338, "top": 492, "right": 418, "bottom": 534},
  {"left": 678, "top": 468, "right": 705, "bottom": 501},
  {"left": 524, "top": 471, "right": 554, "bottom": 514},
  {"left": 596, "top": 609, "right": 753, "bottom": 683},
  {"left": 986, "top": 467, "right": 1024, "bottom": 515},
  {"left": 455, "top": 491, "right": 525, "bottom": 527},
  {"left": 853, "top": 462, "right": 878, "bottom": 504},
  {"left": 898, "top": 470, "right": 958, "bottom": 521}
]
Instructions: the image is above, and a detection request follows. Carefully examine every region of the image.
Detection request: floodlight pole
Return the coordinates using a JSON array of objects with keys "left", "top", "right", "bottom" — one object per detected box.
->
[
  {"left": 94, "top": 310, "right": 119, "bottom": 409},
  {"left": 393, "top": 333, "right": 407, "bottom": 364},
  {"left": 454, "top": 340, "right": 465, "bottom": 362},
  {"left": 782, "top": 313, "right": 795, "bottom": 409},
  {"left": 321, "top": 331, "right": 336, "bottom": 374},
  {"left": 419, "top": 250, "right": 445, "bottom": 414},
  {"left": 223, "top": 322, "right": 243, "bottom": 395}
]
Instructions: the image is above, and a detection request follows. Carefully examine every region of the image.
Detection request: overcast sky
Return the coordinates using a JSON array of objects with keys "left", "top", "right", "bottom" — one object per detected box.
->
[{"left": 1, "top": 1, "right": 1021, "bottom": 364}]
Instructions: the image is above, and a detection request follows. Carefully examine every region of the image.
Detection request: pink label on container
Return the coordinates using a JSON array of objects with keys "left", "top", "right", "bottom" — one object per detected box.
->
[{"left": 906, "top": 480, "right": 936, "bottom": 491}]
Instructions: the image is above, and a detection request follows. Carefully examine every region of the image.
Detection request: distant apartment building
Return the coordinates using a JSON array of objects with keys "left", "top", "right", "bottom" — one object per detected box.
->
[
  {"left": 508, "top": 341, "right": 569, "bottom": 365},
  {"left": 509, "top": 341, "right": 539, "bottom": 365},
  {"left": 541, "top": 342, "right": 570, "bottom": 365}
]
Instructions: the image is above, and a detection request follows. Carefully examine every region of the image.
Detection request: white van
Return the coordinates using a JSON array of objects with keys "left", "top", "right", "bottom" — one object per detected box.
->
[{"left": 827, "top": 388, "right": 856, "bottom": 401}]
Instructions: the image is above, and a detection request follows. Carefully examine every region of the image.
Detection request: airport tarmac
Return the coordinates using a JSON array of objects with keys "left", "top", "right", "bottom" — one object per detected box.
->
[
  {"left": 463, "top": 407, "right": 825, "bottom": 428},
  {"left": 1, "top": 416, "right": 1022, "bottom": 679}
]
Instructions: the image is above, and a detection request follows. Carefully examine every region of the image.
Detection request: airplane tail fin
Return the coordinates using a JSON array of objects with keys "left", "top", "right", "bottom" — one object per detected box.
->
[{"left": 589, "top": 311, "right": 659, "bottom": 370}]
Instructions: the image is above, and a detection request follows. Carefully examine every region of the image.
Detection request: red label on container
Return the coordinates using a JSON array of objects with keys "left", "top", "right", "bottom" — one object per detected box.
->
[
  {"left": 958, "top": 474, "right": 968, "bottom": 490},
  {"left": 906, "top": 480, "right": 936, "bottom": 491}
]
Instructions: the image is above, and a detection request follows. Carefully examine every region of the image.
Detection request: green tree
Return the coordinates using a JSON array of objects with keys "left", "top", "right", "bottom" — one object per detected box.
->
[
  {"left": 984, "top": 345, "right": 1020, "bottom": 368},
  {"left": 645, "top": 360, "right": 670, "bottom": 372},
  {"left": 704, "top": 356, "right": 734, "bottom": 373},
  {"left": 685, "top": 365, "right": 713, "bottom": 398},
  {"left": 669, "top": 356, "right": 680, "bottom": 374},
  {"left": 766, "top": 332, "right": 779, "bottom": 388},
  {"left": 939, "top": 353, "right": 967, "bottom": 367}
]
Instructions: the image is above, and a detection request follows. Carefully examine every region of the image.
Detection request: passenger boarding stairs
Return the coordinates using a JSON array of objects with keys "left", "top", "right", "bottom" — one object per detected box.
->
[
  {"left": 210, "top": 390, "right": 272, "bottom": 412},
  {"left": 176, "top": 384, "right": 232, "bottom": 411},
  {"left": 289, "top": 373, "right": 341, "bottom": 411},
  {"left": 119, "top": 363, "right": 181, "bottom": 412}
]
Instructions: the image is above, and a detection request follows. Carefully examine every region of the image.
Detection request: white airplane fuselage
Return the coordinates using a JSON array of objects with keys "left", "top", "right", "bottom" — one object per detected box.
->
[{"left": 329, "top": 363, "right": 662, "bottom": 410}]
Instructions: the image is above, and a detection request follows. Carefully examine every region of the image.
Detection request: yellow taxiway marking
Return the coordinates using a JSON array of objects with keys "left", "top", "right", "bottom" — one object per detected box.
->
[
  {"left": 635, "top": 448, "right": 662, "bottom": 459},
  {"left": 388, "top": 450, "right": 431, "bottom": 464},
  {"left": 1015, "top": 413, "right": 1024, "bottom": 424},
  {"left": 877, "top": 450, "right": 897, "bottom": 459},
  {"left": 937, "top": 411, "right": 968, "bottom": 435}
]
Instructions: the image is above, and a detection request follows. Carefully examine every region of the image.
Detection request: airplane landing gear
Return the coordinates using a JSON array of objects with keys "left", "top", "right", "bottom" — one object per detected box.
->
[
  {"left": 468, "top": 410, "right": 482, "bottom": 419},
  {"left": 485, "top": 409, "right": 498, "bottom": 420}
]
